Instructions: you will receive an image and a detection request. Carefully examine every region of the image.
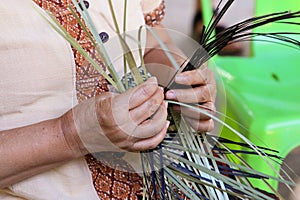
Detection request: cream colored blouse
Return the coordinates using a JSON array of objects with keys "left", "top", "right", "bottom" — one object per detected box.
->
[{"left": 0, "top": 0, "right": 162, "bottom": 199}]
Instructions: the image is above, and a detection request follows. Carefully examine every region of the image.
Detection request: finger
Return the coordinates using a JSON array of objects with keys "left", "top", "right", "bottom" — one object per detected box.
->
[
  {"left": 115, "top": 77, "right": 160, "bottom": 110},
  {"left": 166, "top": 84, "right": 215, "bottom": 103},
  {"left": 184, "top": 118, "right": 215, "bottom": 132},
  {"left": 129, "top": 87, "right": 164, "bottom": 124},
  {"left": 109, "top": 94, "right": 165, "bottom": 139},
  {"left": 172, "top": 103, "right": 214, "bottom": 121},
  {"left": 132, "top": 102, "right": 168, "bottom": 139},
  {"left": 174, "top": 66, "right": 213, "bottom": 86},
  {"left": 199, "top": 101, "right": 216, "bottom": 115},
  {"left": 131, "top": 121, "right": 170, "bottom": 151}
]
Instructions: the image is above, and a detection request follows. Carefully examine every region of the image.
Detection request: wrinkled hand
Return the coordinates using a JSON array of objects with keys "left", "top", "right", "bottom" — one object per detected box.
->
[
  {"left": 62, "top": 77, "right": 169, "bottom": 155},
  {"left": 165, "top": 66, "right": 216, "bottom": 132}
]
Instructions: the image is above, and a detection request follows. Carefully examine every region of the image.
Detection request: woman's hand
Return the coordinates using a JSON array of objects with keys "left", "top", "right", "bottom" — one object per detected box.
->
[
  {"left": 144, "top": 25, "right": 216, "bottom": 133},
  {"left": 165, "top": 66, "right": 216, "bottom": 132},
  {"left": 0, "top": 77, "right": 168, "bottom": 187},
  {"left": 61, "top": 77, "right": 169, "bottom": 155}
]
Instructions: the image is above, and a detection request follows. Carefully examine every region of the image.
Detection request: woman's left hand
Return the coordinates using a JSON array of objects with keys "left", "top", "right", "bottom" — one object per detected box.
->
[{"left": 165, "top": 66, "right": 216, "bottom": 132}]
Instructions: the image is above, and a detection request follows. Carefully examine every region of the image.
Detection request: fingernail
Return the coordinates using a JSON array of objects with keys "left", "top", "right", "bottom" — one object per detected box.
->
[
  {"left": 164, "top": 101, "right": 168, "bottom": 108},
  {"left": 166, "top": 90, "right": 176, "bottom": 99},
  {"left": 166, "top": 120, "right": 170, "bottom": 128}
]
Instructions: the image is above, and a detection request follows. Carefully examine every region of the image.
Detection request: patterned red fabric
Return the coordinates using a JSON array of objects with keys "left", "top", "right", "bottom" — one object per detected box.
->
[{"left": 144, "top": 0, "right": 166, "bottom": 27}]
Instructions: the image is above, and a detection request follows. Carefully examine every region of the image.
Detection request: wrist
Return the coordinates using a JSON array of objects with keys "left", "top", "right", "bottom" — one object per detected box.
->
[{"left": 59, "top": 110, "right": 89, "bottom": 158}]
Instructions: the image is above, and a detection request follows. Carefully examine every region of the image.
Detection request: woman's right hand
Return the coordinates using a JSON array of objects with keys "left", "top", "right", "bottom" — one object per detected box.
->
[{"left": 60, "top": 77, "right": 169, "bottom": 156}]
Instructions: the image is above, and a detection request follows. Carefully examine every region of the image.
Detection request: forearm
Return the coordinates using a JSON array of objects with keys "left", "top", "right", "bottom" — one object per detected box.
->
[
  {"left": 0, "top": 115, "right": 83, "bottom": 188},
  {"left": 0, "top": 162, "right": 64, "bottom": 189}
]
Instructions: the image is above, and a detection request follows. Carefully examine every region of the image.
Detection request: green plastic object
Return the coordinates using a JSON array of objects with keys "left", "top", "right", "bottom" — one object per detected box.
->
[{"left": 202, "top": 0, "right": 300, "bottom": 191}]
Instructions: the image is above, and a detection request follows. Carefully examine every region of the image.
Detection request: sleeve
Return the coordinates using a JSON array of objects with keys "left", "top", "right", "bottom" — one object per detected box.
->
[{"left": 141, "top": 0, "right": 166, "bottom": 27}]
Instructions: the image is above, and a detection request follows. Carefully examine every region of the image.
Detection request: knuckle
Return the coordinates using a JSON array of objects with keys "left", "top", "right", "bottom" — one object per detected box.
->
[
  {"left": 140, "top": 86, "right": 151, "bottom": 97},
  {"left": 203, "top": 85, "right": 211, "bottom": 96},
  {"left": 96, "top": 97, "right": 113, "bottom": 123},
  {"left": 197, "top": 91, "right": 207, "bottom": 103},
  {"left": 138, "top": 83, "right": 156, "bottom": 99},
  {"left": 204, "top": 102, "right": 216, "bottom": 114},
  {"left": 146, "top": 100, "right": 160, "bottom": 114},
  {"left": 123, "top": 139, "right": 135, "bottom": 151},
  {"left": 198, "top": 85, "right": 210, "bottom": 102},
  {"left": 147, "top": 97, "right": 158, "bottom": 107}
]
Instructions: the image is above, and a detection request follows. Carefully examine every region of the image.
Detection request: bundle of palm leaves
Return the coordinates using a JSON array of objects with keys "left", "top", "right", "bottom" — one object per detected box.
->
[{"left": 43, "top": 0, "right": 300, "bottom": 199}]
